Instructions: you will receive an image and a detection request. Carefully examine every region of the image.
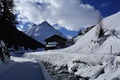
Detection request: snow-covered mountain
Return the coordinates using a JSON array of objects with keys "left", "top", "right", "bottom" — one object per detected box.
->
[{"left": 25, "top": 21, "right": 67, "bottom": 45}]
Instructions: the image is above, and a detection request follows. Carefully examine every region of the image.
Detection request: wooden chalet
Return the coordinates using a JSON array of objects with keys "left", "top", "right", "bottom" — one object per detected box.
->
[{"left": 45, "top": 34, "right": 67, "bottom": 49}]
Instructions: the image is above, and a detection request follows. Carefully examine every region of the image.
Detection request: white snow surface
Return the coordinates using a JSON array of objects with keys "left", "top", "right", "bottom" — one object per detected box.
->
[
  {"left": 0, "top": 57, "right": 52, "bottom": 80},
  {"left": 24, "top": 51, "right": 119, "bottom": 80},
  {"left": 25, "top": 21, "right": 67, "bottom": 44},
  {"left": 73, "top": 35, "right": 83, "bottom": 43},
  {"left": 23, "top": 11, "right": 120, "bottom": 80}
]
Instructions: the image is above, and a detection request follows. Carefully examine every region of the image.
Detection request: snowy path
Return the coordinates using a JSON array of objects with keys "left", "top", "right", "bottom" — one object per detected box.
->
[{"left": 0, "top": 57, "right": 51, "bottom": 80}]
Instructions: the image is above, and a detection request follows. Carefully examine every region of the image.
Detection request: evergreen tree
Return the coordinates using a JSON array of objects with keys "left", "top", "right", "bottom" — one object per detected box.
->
[
  {"left": 0, "top": 0, "right": 16, "bottom": 61},
  {"left": 0, "top": 0, "right": 17, "bottom": 46},
  {"left": 96, "top": 16, "right": 104, "bottom": 39}
]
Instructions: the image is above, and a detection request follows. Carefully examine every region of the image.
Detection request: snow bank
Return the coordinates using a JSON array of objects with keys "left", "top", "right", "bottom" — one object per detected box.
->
[
  {"left": 24, "top": 51, "right": 115, "bottom": 66},
  {"left": 23, "top": 51, "right": 117, "bottom": 79}
]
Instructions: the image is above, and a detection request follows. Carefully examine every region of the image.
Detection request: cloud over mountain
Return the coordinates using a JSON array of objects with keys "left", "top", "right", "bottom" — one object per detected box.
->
[{"left": 15, "top": 0, "right": 100, "bottom": 31}]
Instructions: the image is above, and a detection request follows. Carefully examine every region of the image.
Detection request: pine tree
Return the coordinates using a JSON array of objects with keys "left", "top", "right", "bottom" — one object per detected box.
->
[
  {"left": 0, "top": 0, "right": 16, "bottom": 61},
  {"left": 0, "top": 0, "right": 17, "bottom": 46},
  {"left": 96, "top": 16, "right": 104, "bottom": 39}
]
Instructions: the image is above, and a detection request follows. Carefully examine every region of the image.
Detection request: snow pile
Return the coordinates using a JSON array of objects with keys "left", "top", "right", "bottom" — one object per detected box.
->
[
  {"left": 25, "top": 21, "right": 66, "bottom": 44},
  {"left": 23, "top": 11, "right": 120, "bottom": 80}
]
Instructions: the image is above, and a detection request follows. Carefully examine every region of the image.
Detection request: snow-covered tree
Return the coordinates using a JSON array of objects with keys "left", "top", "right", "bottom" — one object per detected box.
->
[{"left": 96, "top": 16, "right": 104, "bottom": 39}]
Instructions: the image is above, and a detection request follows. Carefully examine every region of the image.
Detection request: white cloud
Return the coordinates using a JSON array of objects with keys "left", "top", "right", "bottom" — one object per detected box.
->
[{"left": 15, "top": 0, "right": 100, "bottom": 31}]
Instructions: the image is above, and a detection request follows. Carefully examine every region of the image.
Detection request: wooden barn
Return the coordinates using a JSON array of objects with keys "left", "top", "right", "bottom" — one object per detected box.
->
[{"left": 45, "top": 35, "right": 67, "bottom": 50}]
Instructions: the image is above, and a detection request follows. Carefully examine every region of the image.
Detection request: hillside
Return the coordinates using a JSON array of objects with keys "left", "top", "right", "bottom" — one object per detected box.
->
[{"left": 62, "top": 11, "right": 120, "bottom": 55}]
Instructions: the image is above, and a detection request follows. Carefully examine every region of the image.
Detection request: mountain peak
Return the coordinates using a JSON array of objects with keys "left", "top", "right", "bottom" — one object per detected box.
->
[
  {"left": 42, "top": 21, "right": 49, "bottom": 24},
  {"left": 40, "top": 21, "right": 51, "bottom": 26}
]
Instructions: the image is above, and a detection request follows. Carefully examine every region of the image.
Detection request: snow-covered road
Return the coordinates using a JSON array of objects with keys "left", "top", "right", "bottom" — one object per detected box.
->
[{"left": 0, "top": 57, "right": 51, "bottom": 80}]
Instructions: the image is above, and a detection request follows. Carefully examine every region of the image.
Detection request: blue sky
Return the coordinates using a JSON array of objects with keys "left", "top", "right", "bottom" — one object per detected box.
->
[
  {"left": 15, "top": 0, "right": 120, "bottom": 38},
  {"left": 82, "top": 0, "right": 120, "bottom": 17}
]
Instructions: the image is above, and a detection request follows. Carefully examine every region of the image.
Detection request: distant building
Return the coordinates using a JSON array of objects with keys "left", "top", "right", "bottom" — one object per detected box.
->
[{"left": 45, "top": 35, "right": 67, "bottom": 50}]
